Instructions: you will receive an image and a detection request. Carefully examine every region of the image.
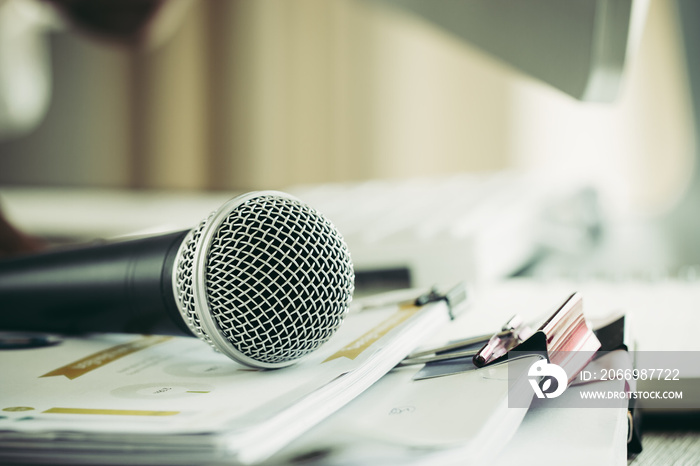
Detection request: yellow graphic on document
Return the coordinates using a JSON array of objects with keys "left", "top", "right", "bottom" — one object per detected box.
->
[
  {"left": 324, "top": 304, "right": 420, "bottom": 363},
  {"left": 43, "top": 407, "right": 179, "bottom": 416},
  {"left": 41, "top": 336, "right": 172, "bottom": 380}
]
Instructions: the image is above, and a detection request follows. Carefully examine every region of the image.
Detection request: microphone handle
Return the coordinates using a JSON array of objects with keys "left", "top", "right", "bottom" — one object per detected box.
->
[{"left": 0, "top": 230, "right": 190, "bottom": 334}]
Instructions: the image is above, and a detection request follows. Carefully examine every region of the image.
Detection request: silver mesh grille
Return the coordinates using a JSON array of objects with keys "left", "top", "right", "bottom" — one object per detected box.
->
[
  {"left": 206, "top": 195, "right": 354, "bottom": 365},
  {"left": 174, "top": 192, "right": 354, "bottom": 368},
  {"left": 174, "top": 218, "right": 213, "bottom": 345}
]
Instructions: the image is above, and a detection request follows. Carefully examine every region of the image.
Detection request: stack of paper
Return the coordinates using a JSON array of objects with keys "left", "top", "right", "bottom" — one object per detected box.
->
[
  {"left": 266, "top": 281, "right": 633, "bottom": 465},
  {"left": 265, "top": 355, "right": 539, "bottom": 465},
  {"left": 0, "top": 297, "right": 453, "bottom": 465}
]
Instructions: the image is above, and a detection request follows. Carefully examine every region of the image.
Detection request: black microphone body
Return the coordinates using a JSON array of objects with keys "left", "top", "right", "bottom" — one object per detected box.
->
[{"left": 0, "top": 230, "right": 190, "bottom": 334}]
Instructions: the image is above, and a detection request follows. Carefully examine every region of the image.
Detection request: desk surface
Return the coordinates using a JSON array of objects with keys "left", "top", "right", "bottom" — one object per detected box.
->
[{"left": 629, "top": 431, "right": 700, "bottom": 465}]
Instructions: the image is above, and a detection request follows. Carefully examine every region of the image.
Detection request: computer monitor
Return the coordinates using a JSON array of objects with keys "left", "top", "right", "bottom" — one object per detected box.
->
[{"left": 376, "top": 0, "right": 639, "bottom": 102}]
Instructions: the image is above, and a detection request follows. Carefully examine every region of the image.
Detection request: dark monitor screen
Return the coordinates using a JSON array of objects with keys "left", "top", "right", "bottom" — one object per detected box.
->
[{"left": 376, "top": 0, "right": 637, "bottom": 102}]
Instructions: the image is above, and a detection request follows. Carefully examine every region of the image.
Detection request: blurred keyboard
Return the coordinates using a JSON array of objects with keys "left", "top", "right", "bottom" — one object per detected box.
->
[
  {"left": 291, "top": 172, "right": 565, "bottom": 292},
  {"left": 1, "top": 171, "right": 596, "bottom": 293}
]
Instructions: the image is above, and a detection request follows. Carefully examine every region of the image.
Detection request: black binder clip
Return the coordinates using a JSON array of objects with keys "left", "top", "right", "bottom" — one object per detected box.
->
[
  {"left": 413, "top": 282, "right": 469, "bottom": 321},
  {"left": 401, "top": 292, "right": 601, "bottom": 385}
]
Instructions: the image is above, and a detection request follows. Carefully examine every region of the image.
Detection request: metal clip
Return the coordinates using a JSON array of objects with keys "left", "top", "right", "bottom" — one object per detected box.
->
[
  {"left": 413, "top": 281, "right": 469, "bottom": 320},
  {"left": 399, "top": 292, "right": 601, "bottom": 378},
  {"left": 398, "top": 314, "right": 531, "bottom": 367}
]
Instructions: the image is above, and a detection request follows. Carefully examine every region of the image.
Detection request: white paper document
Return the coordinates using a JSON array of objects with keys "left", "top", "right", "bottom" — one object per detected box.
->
[
  {"left": 267, "top": 281, "right": 634, "bottom": 465},
  {"left": 267, "top": 355, "right": 539, "bottom": 466},
  {"left": 0, "top": 298, "right": 452, "bottom": 465}
]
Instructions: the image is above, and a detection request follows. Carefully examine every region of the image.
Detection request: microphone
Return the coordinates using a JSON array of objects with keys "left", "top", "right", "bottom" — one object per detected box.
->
[{"left": 0, "top": 191, "right": 355, "bottom": 369}]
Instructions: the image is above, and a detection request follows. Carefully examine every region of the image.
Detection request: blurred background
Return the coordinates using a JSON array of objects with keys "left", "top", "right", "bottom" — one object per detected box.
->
[
  {"left": 0, "top": 0, "right": 691, "bottom": 198},
  {"left": 0, "top": 0, "right": 698, "bottom": 288}
]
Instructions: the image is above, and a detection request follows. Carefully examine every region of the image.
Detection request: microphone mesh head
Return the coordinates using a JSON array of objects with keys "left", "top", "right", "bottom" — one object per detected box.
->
[{"left": 174, "top": 192, "right": 354, "bottom": 368}]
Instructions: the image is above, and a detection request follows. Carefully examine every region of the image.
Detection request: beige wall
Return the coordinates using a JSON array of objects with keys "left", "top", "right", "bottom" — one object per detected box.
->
[
  {"left": 0, "top": 0, "right": 695, "bottom": 218},
  {"left": 0, "top": 28, "right": 133, "bottom": 187},
  {"left": 132, "top": 0, "right": 514, "bottom": 191}
]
